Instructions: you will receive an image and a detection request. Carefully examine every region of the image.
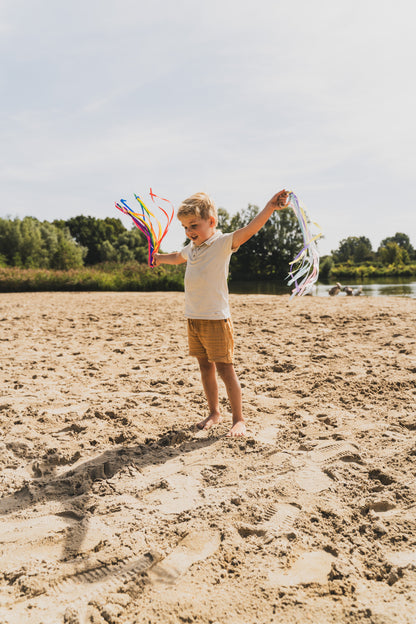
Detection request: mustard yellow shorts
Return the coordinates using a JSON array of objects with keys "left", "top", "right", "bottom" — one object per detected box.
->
[{"left": 187, "top": 318, "right": 234, "bottom": 363}]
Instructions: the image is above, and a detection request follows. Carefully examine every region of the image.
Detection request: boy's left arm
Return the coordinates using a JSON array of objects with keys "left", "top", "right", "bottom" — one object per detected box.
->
[{"left": 232, "top": 189, "right": 289, "bottom": 249}]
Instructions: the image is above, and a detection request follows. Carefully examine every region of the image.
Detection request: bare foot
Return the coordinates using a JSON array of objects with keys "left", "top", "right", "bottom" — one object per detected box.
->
[
  {"left": 197, "top": 413, "right": 222, "bottom": 430},
  {"left": 226, "top": 421, "right": 246, "bottom": 437}
]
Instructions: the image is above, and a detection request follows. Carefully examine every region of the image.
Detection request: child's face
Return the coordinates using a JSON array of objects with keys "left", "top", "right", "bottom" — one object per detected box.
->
[{"left": 179, "top": 214, "right": 216, "bottom": 246}]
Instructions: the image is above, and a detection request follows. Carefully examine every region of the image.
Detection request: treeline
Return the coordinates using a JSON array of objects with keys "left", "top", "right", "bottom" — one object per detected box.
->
[
  {"left": 320, "top": 233, "right": 416, "bottom": 281},
  {"left": 0, "top": 212, "right": 414, "bottom": 291},
  {"left": 0, "top": 216, "right": 148, "bottom": 269},
  {"left": 0, "top": 208, "right": 305, "bottom": 291},
  {"left": 0, "top": 209, "right": 304, "bottom": 279}
]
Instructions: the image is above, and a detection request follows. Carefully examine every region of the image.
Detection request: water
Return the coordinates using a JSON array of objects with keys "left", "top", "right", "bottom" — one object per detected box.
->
[
  {"left": 313, "top": 281, "right": 416, "bottom": 298},
  {"left": 229, "top": 279, "right": 416, "bottom": 298}
]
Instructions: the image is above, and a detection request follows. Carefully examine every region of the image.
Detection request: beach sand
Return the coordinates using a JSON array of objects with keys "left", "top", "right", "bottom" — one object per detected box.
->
[{"left": 0, "top": 291, "right": 415, "bottom": 624}]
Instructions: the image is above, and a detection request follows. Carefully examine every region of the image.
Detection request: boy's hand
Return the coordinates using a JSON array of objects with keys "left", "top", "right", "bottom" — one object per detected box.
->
[
  {"left": 151, "top": 251, "right": 187, "bottom": 266},
  {"left": 268, "top": 189, "right": 289, "bottom": 211}
]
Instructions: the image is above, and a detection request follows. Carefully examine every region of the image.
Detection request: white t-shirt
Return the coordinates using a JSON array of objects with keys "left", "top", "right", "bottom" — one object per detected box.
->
[{"left": 180, "top": 230, "right": 237, "bottom": 319}]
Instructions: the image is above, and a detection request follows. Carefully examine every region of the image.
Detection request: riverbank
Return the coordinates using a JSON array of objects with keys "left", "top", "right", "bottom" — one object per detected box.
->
[
  {"left": 0, "top": 264, "right": 185, "bottom": 292},
  {"left": 329, "top": 263, "right": 416, "bottom": 281},
  {"left": 1, "top": 263, "right": 416, "bottom": 295},
  {"left": 0, "top": 293, "right": 415, "bottom": 623}
]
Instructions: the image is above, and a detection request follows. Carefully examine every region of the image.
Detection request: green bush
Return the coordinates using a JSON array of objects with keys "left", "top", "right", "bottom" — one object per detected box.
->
[
  {"left": 0, "top": 263, "right": 185, "bottom": 292},
  {"left": 0, "top": 217, "right": 86, "bottom": 270},
  {"left": 329, "top": 263, "right": 416, "bottom": 280}
]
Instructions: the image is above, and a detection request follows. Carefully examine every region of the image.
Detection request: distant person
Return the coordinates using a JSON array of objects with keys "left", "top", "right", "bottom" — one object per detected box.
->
[{"left": 153, "top": 189, "right": 289, "bottom": 437}]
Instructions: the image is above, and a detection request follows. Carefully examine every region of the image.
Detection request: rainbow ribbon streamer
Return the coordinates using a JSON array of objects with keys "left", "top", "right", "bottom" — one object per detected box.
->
[
  {"left": 115, "top": 189, "right": 174, "bottom": 266},
  {"left": 287, "top": 192, "right": 322, "bottom": 297}
]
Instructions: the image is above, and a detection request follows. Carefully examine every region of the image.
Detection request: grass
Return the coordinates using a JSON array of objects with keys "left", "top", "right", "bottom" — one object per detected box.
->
[
  {"left": 0, "top": 262, "right": 185, "bottom": 292},
  {"left": 329, "top": 263, "right": 416, "bottom": 280}
]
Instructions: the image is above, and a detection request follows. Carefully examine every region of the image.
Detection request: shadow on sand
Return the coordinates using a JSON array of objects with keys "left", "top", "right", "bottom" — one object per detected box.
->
[{"left": 0, "top": 427, "right": 219, "bottom": 563}]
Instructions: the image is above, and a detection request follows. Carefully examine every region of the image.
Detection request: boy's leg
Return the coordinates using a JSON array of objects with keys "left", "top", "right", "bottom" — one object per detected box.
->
[
  {"left": 196, "top": 356, "right": 222, "bottom": 430},
  {"left": 215, "top": 362, "right": 246, "bottom": 437}
]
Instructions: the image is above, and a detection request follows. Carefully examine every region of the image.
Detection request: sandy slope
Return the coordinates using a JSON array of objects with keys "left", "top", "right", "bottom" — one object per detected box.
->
[{"left": 0, "top": 291, "right": 415, "bottom": 624}]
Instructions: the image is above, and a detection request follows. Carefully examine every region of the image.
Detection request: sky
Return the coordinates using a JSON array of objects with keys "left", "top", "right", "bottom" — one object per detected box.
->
[{"left": 1, "top": 0, "right": 415, "bottom": 256}]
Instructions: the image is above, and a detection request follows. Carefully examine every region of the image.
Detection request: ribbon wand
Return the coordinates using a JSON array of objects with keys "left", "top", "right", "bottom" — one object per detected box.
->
[
  {"left": 286, "top": 192, "right": 322, "bottom": 297},
  {"left": 115, "top": 189, "right": 175, "bottom": 267}
]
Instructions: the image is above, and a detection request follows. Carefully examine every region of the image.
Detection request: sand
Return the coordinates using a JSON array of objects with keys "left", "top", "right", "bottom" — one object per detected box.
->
[{"left": 0, "top": 291, "right": 415, "bottom": 624}]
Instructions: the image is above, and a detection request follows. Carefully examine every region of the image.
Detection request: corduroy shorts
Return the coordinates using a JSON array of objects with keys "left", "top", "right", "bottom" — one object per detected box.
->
[{"left": 187, "top": 318, "right": 234, "bottom": 363}]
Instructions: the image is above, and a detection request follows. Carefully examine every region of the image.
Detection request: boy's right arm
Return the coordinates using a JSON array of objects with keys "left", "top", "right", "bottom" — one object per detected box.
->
[{"left": 152, "top": 252, "right": 187, "bottom": 266}]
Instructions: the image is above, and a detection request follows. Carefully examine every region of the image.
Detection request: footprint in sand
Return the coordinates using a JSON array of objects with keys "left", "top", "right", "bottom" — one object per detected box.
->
[
  {"left": 291, "top": 441, "right": 362, "bottom": 493},
  {"left": 48, "top": 551, "right": 160, "bottom": 598},
  {"left": 145, "top": 473, "right": 203, "bottom": 514},
  {"left": 267, "top": 550, "right": 336, "bottom": 587},
  {"left": 264, "top": 451, "right": 296, "bottom": 475},
  {"left": 238, "top": 502, "right": 300, "bottom": 541},
  {"left": 200, "top": 463, "right": 239, "bottom": 488},
  {"left": 147, "top": 530, "right": 220, "bottom": 586},
  {"left": 253, "top": 425, "right": 280, "bottom": 445},
  {"left": 1, "top": 551, "right": 161, "bottom": 621},
  {"left": 307, "top": 441, "right": 362, "bottom": 465},
  {"left": 294, "top": 463, "right": 334, "bottom": 493}
]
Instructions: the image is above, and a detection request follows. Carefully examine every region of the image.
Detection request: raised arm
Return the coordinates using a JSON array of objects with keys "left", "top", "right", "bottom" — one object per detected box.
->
[
  {"left": 232, "top": 190, "right": 289, "bottom": 249},
  {"left": 152, "top": 251, "right": 187, "bottom": 267}
]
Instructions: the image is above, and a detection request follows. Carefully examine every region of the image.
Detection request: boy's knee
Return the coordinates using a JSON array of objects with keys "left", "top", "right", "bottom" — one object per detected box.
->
[
  {"left": 215, "top": 362, "right": 234, "bottom": 377},
  {"left": 197, "top": 357, "right": 214, "bottom": 370}
]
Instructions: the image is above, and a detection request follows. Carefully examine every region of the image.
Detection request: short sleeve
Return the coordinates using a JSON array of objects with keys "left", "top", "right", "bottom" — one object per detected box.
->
[
  {"left": 222, "top": 232, "right": 239, "bottom": 254},
  {"left": 180, "top": 243, "right": 191, "bottom": 260},
  {"left": 230, "top": 233, "right": 239, "bottom": 253}
]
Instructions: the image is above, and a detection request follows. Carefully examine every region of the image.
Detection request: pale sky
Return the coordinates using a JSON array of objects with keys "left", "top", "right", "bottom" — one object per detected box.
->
[{"left": 1, "top": 0, "right": 415, "bottom": 256}]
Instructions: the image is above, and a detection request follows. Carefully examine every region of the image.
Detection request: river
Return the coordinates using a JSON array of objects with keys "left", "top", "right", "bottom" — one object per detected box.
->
[{"left": 229, "top": 279, "right": 416, "bottom": 298}]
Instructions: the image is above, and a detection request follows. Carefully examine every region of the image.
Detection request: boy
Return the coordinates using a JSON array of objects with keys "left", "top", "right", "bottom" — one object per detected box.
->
[{"left": 153, "top": 189, "right": 289, "bottom": 437}]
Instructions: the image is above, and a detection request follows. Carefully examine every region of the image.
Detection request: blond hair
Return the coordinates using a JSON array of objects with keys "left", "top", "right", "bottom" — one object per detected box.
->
[{"left": 177, "top": 192, "right": 217, "bottom": 222}]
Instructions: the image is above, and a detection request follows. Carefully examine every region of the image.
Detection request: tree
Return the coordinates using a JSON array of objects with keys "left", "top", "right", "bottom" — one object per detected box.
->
[
  {"left": 378, "top": 242, "right": 409, "bottom": 265},
  {"left": 40, "top": 221, "right": 86, "bottom": 269},
  {"left": 217, "top": 207, "right": 231, "bottom": 233},
  {"left": 58, "top": 216, "right": 147, "bottom": 265},
  {"left": 51, "top": 228, "right": 87, "bottom": 269},
  {"left": 378, "top": 233, "right": 414, "bottom": 261},
  {"left": 220, "top": 205, "right": 305, "bottom": 281},
  {"left": 55, "top": 216, "right": 150, "bottom": 265},
  {"left": 331, "top": 236, "right": 373, "bottom": 264},
  {"left": 0, "top": 217, "right": 86, "bottom": 269},
  {"left": 57, "top": 216, "right": 121, "bottom": 265},
  {"left": 113, "top": 229, "right": 148, "bottom": 264}
]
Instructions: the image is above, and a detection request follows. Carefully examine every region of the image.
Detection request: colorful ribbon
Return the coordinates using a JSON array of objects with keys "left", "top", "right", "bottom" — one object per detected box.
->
[
  {"left": 115, "top": 189, "right": 174, "bottom": 266},
  {"left": 287, "top": 192, "right": 322, "bottom": 297}
]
